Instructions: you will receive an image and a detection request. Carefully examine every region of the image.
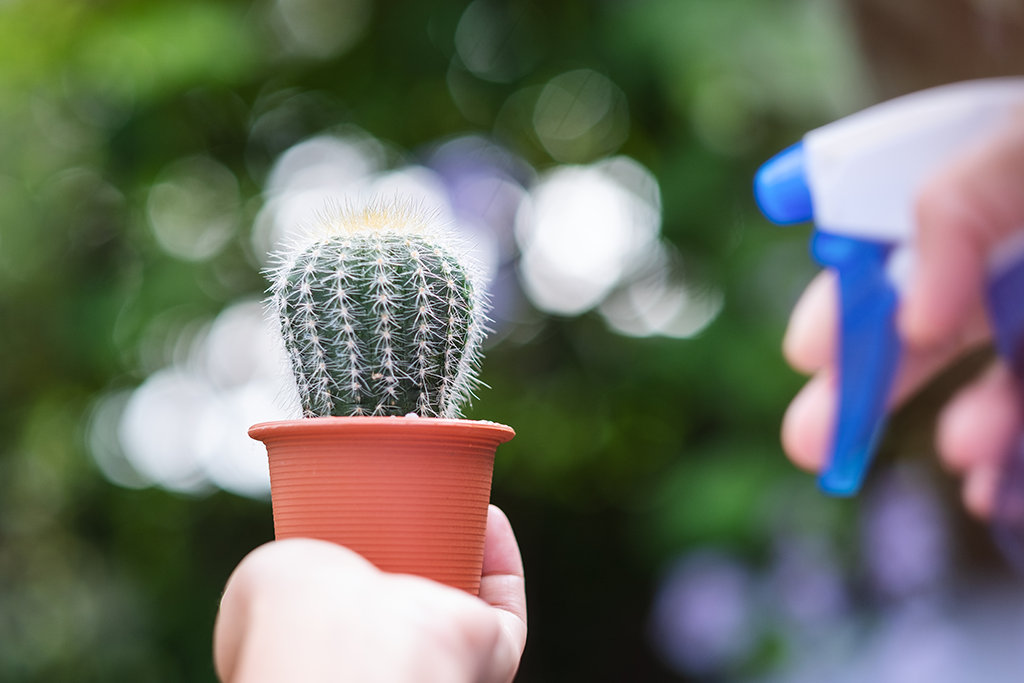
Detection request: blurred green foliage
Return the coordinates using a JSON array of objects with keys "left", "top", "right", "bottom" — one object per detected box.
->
[{"left": 0, "top": 0, "right": 890, "bottom": 680}]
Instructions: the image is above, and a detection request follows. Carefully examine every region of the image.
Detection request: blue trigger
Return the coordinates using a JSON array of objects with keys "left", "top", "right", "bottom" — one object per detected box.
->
[{"left": 811, "top": 232, "right": 902, "bottom": 496}]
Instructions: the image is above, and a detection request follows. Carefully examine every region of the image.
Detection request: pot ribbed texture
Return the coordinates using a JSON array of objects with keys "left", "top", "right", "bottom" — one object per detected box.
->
[{"left": 249, "top": 416, "right": 514, "bottom": 595}]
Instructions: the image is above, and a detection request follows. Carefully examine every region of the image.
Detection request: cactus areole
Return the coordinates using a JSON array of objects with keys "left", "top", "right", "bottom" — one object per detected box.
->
[{"left": 269, "top": 201, "right": 487, "bottom": 418}]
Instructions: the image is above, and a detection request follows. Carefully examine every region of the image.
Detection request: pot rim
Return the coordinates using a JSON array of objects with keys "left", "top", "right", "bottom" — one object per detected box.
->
[{"left": 248, "top": 415, "right": 515, "bottom": 443}]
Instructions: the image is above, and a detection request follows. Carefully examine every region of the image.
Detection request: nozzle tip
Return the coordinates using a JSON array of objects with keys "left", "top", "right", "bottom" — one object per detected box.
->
[{"left": 754, "top": 142, "right": 813, "bottom": 225}]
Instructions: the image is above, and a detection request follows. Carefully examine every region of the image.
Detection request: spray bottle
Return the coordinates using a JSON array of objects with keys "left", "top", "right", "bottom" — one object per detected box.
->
[{"left": 753, "top": 78, "right": 1024, "bottom": 502}]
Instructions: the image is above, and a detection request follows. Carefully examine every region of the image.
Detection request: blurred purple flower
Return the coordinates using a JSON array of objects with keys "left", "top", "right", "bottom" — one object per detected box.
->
[
  {"left": 649, "top": 550, "right": 755, "bottom": 676},
  {"left": 426, "top": 135, "right": 534, "bottom": 327},
  {"left": 771, "top": 535, "right": 849, "bottom": 628},
  {"left": 862, "top": 464, "right": 950, "bottom": 601}
]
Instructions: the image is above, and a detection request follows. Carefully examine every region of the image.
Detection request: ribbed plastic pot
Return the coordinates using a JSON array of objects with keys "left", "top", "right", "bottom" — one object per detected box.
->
[{"left": 248, "top": 416, "right": 515, "bottom": 595}]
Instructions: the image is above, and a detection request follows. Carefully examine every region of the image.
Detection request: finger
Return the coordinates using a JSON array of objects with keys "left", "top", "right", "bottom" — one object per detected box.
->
[
  {"left": 889, "top": 302, "right": 991, "bottom": 405},
  {"left": 902, "top": 113, "right": 1024, "bottom": 348},
  {"left": 214, "top": 563, "right": 250, "bottom": 683},
  {"left": 478, "top": 506, "right": 527, "bottom": 683},
  {"left": 781, "top": 369, "right": 835, "bottom": 472},
  {"left": 963, "top": 461, "right": 1000, "bottom": 519},
  {"left": 481, "top": 505, "right": 524, "bottom": 580},
  {"left": 480, "top": 505, "right": 526, "bottom": 624},
  {"left": 783, "top": 269, "right": 836, "bottom": 375},
  {"left": 937, "top": 362, "right": 1021, "bottom": 474}
]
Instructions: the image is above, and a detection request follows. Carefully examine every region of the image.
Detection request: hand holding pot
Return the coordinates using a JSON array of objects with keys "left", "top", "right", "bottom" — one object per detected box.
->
[
  {"left": 214, "top": 505, "right": 527, "bottom": 683},
  {"left": 781, "top": 113, "right": 1024, "bottom": 517}
]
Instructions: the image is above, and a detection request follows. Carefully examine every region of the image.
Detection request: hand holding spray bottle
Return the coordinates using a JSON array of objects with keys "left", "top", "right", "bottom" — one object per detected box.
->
[{"left": 754, "top": 79, "right": 1024, "bottom": 556}]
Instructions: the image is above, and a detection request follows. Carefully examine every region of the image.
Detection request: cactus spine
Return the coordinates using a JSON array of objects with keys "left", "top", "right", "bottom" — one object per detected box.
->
[{"left": 269, "top": 201, "right": 487, "bottom": 418}]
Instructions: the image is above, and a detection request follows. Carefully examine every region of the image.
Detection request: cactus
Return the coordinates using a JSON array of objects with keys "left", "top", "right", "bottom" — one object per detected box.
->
[{"left": 268, "top": 200, "right": 488, "bottom": 418}]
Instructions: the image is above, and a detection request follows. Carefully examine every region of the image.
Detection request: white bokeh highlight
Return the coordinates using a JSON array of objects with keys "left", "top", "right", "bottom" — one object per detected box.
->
[
  {"left": 598, "top": 244, "right": 724, "bottom": 339},
  {"left": 532, "top": 69, "right": 630, "bottom": 162},
  {"left": 118, "top": 369, "right": 220, "bottom": 494},
  {"left": 251, "top": 133, "right": 385, "bottom": 260},
  {"left": 90, "top": 300, "right": 297, "bottom": 498},
  {"left": 147, "top": 156, "right": 240, "bottom": 261},
  {"left": 515, "top": 156, "right": 660, "bottom": 315},
  {"left": 270, "top": 0, "right": 371, "bottom": 60},
  {"left": 454, "top": 0, "right": 535, "bottom": 83},
  {"left": 516, "top": 155, "right": 721, "bottom": 336}
]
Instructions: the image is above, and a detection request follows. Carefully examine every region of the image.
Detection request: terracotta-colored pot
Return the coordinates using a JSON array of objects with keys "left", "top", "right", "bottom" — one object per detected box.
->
[{"left": 248, "top": 416, "right": 514, "bottom": 595}]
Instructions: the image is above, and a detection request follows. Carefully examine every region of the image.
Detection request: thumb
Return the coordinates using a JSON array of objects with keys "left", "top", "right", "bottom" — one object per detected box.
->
[
  {"left": 902, "top": 112, "right": 1024, "bottom": 348},
  {"left": 477, "top": 505, "right": 527, "bottom": 683}
]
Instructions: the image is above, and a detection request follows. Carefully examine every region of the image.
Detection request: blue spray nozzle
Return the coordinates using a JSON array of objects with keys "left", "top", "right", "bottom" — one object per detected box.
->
[
  {"left": 755, "top": 144, "right": 902, "bottom": 497},
  {"left": 754, "top": 142, "right": 814, "bottom": 225}
]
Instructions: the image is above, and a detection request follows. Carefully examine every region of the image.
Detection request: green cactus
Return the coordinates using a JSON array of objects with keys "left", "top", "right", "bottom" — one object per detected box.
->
[{"left": 268, "top": 201, "right": 488, "bottom": 418}]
